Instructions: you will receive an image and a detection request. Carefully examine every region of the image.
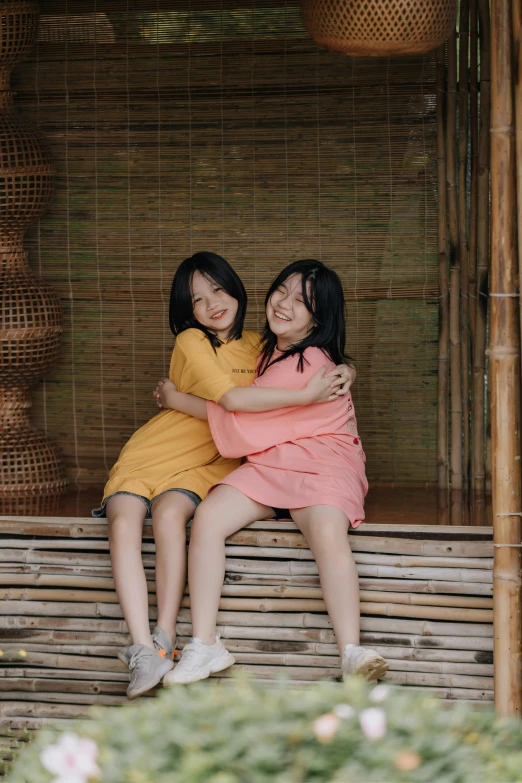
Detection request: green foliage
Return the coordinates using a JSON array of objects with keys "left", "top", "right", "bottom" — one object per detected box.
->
[{"left": 7, "top": 676, "right": 522, "bottom": 783}]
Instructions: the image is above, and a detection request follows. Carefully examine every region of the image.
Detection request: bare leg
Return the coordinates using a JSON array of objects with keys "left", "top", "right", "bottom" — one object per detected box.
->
[
  {"left": 291, "top": 505, "right": 360, "bottom": 653},
  {"left": 107, "top": 495, "right": 152, "bottom": 648},
  {"left": 151, "top": 491, "right": 195, "bottom": 645},
  {"left": 188, "top": 486, "right": 274, "bottom": 645}
]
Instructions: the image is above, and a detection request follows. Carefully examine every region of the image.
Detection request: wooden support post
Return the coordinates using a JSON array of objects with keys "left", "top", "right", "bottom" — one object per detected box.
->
[
  {"left": 459, "top": 0, "right": 471, "bottom": 491},
  {"left": 490, "top": 0, "right": 522, "bottom": 717},
  {"left": 447, "top": 28, "right": 463, "bottom": 520},
  {"left": 514, "top": 0, "right": 522, "bottom": 342},
  {"left": 469, "top": 0, "right": 479, "bottom": 355},
  {"left": 472, "top": 0, "right": 491, "bottom": 498},
  {"left": 437, "top": 46, "right": 450, "bottom": 494},
  {"left": 469, "top": 0, "right": 480, "bottom": 525}
]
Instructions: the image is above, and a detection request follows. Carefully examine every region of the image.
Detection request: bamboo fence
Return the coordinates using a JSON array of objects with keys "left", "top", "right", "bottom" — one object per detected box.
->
[
  {"left": 433, "top": 1, "right": 494, "bottom": 523},
  {"left": 0, "top": 516, "right": 494, "bottom": 727},
  {"left": 9, "top": 0, "right": 440, "bottom": 492}
]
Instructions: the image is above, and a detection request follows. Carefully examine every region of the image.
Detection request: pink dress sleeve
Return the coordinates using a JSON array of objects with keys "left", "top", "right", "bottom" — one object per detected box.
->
[{"left": 207, "top": 349, "right": 351, "bottom": 458}]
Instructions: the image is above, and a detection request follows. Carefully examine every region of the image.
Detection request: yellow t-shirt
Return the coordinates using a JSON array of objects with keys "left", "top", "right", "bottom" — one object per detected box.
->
[{"left": 102, "top": 328, "right": 260, "bottom": 502}]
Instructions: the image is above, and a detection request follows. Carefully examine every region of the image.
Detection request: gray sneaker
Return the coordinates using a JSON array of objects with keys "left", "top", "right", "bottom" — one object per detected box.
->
[
  {"left": 125, "top": 644, "right": 174, "bottom": 700},
  {"left": 117, "top": 627, "right": 177, "bottom": 666},
  {"left": 151, "top": 626, "right": 177, "bottom": 661}
]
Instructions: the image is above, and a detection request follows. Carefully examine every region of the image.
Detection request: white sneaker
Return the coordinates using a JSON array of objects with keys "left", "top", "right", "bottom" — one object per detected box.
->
[
  {"left": 341, "top": 644, "right": 389, "bottom": 681},
  {"left": 163, "top": 636, "right": 235, "bottom": 686}
]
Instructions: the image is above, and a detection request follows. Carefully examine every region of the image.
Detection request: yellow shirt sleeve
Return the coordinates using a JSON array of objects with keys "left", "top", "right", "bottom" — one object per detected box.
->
[{"left": 170, "top": 329, "right": 236, "bottom": 403}]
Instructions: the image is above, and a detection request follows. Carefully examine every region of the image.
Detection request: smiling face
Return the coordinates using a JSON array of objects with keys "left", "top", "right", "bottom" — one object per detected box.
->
[
  {"left": 191, "top": 270, "right": 239, "bottom": 340},
  {"left": 266, "top": 273, "right": 315, "bottom": 350}
]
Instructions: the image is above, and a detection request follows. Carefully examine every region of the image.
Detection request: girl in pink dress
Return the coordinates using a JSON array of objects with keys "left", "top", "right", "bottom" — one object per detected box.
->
[{"left": 156, "top": 260, "right": 388, "bottom": 684}]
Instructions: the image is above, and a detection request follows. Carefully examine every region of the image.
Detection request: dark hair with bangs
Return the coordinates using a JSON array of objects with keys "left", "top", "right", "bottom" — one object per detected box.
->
[
  {"left": 257, "top": 259, "right": 349, "bottom": 376},
  {"left": 169, "top": 252, "right": 247, "bottom": 349}
]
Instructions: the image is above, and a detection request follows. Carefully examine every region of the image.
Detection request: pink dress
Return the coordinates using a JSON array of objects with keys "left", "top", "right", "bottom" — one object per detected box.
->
[{"left": 206, "top": 347, "right": 368, "bottom": 526}]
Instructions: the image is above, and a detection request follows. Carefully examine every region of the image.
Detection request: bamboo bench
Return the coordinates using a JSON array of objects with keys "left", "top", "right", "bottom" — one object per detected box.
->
[{"left": 0, "top": 517, "right": 494, "bottom": 732}]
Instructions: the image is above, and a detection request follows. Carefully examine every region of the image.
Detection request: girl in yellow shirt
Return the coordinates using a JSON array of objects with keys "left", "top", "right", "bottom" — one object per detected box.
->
[{"left": 94, "top": 251, "right": 353, "bottom": 698}]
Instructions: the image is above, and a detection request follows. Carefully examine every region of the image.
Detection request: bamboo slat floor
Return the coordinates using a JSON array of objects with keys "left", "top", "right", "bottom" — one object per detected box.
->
[{"left": 0, "top": 514, "right": 494, "bottom": 733}]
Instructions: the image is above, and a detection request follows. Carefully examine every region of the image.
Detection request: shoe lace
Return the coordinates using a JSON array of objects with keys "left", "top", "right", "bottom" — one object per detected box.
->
[{"left": 128, "top": 648, "right": 151, "bottom": 672}]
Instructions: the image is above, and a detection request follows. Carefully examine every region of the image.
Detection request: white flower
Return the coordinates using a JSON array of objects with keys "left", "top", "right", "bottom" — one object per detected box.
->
[
  {"left": 312, "top": 712, "right": 341, "bottom": 743},
  {"left": 40, "top": 733, "right": 100, "bottom": 783},
  {"left": 359, "top": 707, "right": 387, "bottom": 741},
  {"left": 368, "top": 684, "right": 390, "bottom": 703},
  {"left": 333, "top": 703, "right": 355, "bottom": 720}
]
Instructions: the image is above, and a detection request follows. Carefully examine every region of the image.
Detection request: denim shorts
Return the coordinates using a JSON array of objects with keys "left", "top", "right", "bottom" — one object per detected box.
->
[{"left": 92, "top": 488, "right": 201, "bottom": 519}]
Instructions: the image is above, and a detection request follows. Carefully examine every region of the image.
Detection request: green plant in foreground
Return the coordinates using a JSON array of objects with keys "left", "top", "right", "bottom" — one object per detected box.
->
[{"left": 7, "top": 675, "right": 522, "bottom": 783}]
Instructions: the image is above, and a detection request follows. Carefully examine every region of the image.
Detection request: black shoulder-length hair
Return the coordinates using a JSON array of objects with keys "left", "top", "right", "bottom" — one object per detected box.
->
[
  {"left": 169, "top": 251, "right": 247, "bottom": 349},
  {"left": 257, "top": 259, "right": 349, "bottom": 376}
]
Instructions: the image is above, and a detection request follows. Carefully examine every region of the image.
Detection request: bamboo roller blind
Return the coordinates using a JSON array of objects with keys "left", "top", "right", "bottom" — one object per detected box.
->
[{"left": 13, "top": 0, "right": 439, "bottom": 488}]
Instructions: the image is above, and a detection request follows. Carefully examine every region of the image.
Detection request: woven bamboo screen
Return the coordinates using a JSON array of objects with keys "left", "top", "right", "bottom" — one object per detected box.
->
[{"left": 12, "top": 0, "right": 438, "bottom": 488}]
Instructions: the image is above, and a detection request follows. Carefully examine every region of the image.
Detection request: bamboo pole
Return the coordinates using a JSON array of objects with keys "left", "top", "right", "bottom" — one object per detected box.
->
[
  {"left": 0, "top": 639, "right": 493, "bottom": 665},
  {"left": 0, "top": 550, "right": 493, "bottom": 574},
  {"left": 177, "top": 609, "right": 494, "bottom": 638},
  {"left": 459, "top": 0, "right": 471, "bottom": 490},
  {"left": 0, "top": 564, "right": 492, "bottom": 595},
  {"left": 0, "top": 531, "right": 496, "bottom": 558},
  {"left": 473, "top": 0, "right": 491, "bottom": 497},
  {"left": 0, "top": 574, "right": 494, "bottom": 608},
  {"left": 176, "top": 624, "right": 494, "bottom": 652},
  {"left": 0, "top": 591, "right": 494, "bottom": 622},
  {"left": 447, "top": 28, "right": 463, "bottom": 503},
  {"left": 0, "top": 703, "right": 91, "bottom": 720},
  {"left": 489, "top": 0, "right": 522, "bottom": 717},
  {"left": 514, "top": 0, "right": 522, "bottom": 342},
  {"left": 437, "top": 45, "right": 450, "bottom": 493},
  {"left": 0, "top": 517, "right": 496, "bottom": 537},
  {"left": 469, "top": 0, "right": 480, "bottom": 521},
  {"left": 469, "top": 0, "right": 479, "bottom": 350}
]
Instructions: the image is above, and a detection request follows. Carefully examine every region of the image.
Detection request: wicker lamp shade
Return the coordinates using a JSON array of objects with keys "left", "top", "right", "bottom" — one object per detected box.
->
[
  {"left": 0, "top": 389, "right": 67, "bottom": 512},
  {"left": 300, "top": 0, "right": 457, "bottom": 56},
  {"left": 0, "top": 1, "right": 39, "bottom": 89},
  {"left": 0, "top": 91, "right": 55, "bottom": 245},
  {"left": 0, "top": 253, "right": 63, "bottom": 386},
  {"left": 0, "top": 0, "right": 66, "bottom": 513}
]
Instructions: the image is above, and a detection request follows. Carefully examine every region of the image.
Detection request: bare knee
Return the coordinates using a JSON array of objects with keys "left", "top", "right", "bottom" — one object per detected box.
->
[
  {"left": 152, "top": 508, "right": 188, "bottom": 547},
  {"left": 190, "top": 505, "right": 224, "bottom": 546},
  {"left": 307, "top": 520, "right": 351, "bottom": 560},
  {"left": 108, "top": 514, "right": 143, "bottom": 552}
]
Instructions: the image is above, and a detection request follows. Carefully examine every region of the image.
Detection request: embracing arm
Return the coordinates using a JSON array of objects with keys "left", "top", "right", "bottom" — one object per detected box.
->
[
  {"left": 217, "top": 362, "right": 355, "bottom": 412},
  {"left": 207, "top": 350, "right": 356, "bottom": 458},
  {"left": 154, "top": 380, "right": 208, "bottom": 419},
  {"left": 218, "top": 379, "right": 321, "bottom": 412},
  {"left": 156, "top": 362, "right": 355, "bottom": 416},
  {"left": 153, "top": 373, "right": 330, "bottom": 418}
]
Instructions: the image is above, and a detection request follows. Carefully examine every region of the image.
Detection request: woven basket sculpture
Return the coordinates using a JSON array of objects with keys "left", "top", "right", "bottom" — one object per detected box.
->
[
  {"left": 0, "top": 1, "right": 67, "bottom": 514},
  {"left": 300, "top": 0, "right": 457, "bottom": 56}
]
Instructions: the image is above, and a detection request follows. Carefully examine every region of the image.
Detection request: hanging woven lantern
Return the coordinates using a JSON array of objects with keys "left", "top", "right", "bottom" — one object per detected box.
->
[
  {"left": 0, "top": 1, "right": 67, "bottom": 514},
  {"left": 300, "top": 0, "right": 457, "bottom": 57}
]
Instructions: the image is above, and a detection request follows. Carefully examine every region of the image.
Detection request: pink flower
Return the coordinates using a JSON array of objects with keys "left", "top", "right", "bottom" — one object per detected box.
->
[
  {"left": 313, "top": 712, "right": 341, "bottom": 743},
  {"left": 333, "top": 703, "right": 355, "bottom": 720},
  {"left": 359, "top": 707, "right": 387, "bottom": 741},
  {"left": 40, "top": 733, "right": 100, "bottom": 783},
  {"left": 369, "top": 684, "right": 390, "bottom": 703}
]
